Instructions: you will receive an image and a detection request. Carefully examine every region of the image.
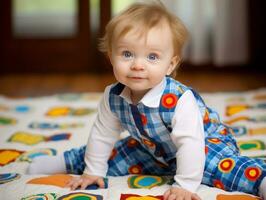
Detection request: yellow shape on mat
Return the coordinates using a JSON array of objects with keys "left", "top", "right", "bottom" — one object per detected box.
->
[
  {"left": 8, "top": 132, "right": 45, "bottom": 145},
  {"left": 250, "top": 127, "right": 266, "bottom": 135},
  {"left": 216, "top": 194, "right": 260, "bottom": 200},
  {"left": 225, "top": 116, "right": 250, "bottom": 125},
  {"left": 226, "top": 104, "right": 250, "bottom": 116},
  {"left": 0, "top": 150, "right": 24, "bottom": 166},
  {"left": 27, "top": 174, "right": 73, "bottom": 188},
  {"left": 46, "top": 107, "right": 71, "bottom": 117}
]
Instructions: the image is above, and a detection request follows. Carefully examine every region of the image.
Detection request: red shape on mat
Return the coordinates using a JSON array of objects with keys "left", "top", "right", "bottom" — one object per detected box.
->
[
  {"left": 120, "top": 194, "right": 164, "bottom": 200},
  {"left": 216, "top": 194, "right": 260, "bottom": 200}
]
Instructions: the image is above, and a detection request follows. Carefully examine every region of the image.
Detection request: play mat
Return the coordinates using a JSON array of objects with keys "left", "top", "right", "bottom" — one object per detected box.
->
[{"left": 0, "top": 88, "right": 266, "bottom": 200}]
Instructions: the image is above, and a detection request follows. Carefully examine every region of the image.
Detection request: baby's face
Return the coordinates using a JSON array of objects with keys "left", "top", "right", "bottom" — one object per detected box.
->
[{"left": 109, "top": 21, "right": 178, "bottom": 98}]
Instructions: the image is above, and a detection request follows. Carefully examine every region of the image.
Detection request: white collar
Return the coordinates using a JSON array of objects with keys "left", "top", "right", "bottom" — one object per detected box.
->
[{"left": 120, "top": 77, "right": 166, "bottom": 108}]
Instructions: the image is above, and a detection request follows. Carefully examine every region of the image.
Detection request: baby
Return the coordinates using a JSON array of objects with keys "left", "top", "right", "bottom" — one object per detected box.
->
[{"left": 28, "top": 1, "right": 266, "bottom": 200}]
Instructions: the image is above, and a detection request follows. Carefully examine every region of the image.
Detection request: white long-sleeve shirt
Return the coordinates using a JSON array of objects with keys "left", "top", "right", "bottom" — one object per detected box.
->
[{"left": 84, "top": 77, "right": 205, "bottom": 192}]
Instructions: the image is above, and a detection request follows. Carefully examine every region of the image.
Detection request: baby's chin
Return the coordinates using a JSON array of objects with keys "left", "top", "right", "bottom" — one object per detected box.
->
[{"left": 127, "top": 83, "right": 151, "bottom": 92}]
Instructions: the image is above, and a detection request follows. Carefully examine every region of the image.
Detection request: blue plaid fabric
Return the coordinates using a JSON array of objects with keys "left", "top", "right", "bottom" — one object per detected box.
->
[
  {"left": 109, "top": 81, "right": 179, "bottom": 166},
  {"left": 107, "top": 136, "right": 176, "bottom": 176},
  {"left": 64, "top": 76, "right": 266, "bottom": 195},
  {"left": 64, "top": 145, "right": 86, "bottom": 174},
  {"left": 204, "top": 136, "right": 266, "bottom": 195}
]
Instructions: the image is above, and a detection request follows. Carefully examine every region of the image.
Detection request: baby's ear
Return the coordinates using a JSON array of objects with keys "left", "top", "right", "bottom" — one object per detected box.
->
[
  {"left": 167, "top": 56, "right": 180, "bottom": 75},
  {"left": 107, "top": 51, "right": 113, "bottom": 64},
  {"left": 107, "top": 50, "right": 111, "bottom": 59}
]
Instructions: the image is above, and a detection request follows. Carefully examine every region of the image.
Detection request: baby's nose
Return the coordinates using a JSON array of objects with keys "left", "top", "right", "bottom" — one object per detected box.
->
[{"left": 131, "top": 58, "right": 145, "bottom": 70}]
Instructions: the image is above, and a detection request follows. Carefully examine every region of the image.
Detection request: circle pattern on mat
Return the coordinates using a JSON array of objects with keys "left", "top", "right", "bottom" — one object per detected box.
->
[
  {"left": 18, "top": 148, "right": 57, "bottom": 162},
  {"left": 57, "top": 192, "right": 103, "bottom": 200},
  {"left": 21, "top": 193, "right": 59, "bottom": 200},
  {"left": 0, "top": 173, "right": 21, "bottom": 184},
  {"left": 127, "top": 175, "right": 166, "bottom": 189}
]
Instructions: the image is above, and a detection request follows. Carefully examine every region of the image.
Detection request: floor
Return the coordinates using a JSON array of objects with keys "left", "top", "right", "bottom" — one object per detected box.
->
[{"left": 0, "top": 69, "right": 265, "bottom": 97}]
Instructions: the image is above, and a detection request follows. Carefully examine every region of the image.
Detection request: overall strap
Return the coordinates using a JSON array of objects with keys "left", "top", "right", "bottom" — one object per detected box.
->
[{"left": 159, "top": 77, "right": 187, "bottom": 132}]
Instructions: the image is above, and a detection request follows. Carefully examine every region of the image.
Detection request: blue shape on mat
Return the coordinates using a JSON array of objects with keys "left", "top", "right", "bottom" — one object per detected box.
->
[
  {"left": 0, "top": 173, "right": 20, "bottom": 184},
  {"left": 15, "top": 105, "right": 30, "bottom": 113},
  {"left": 231, "top": 126, "right": 247, "bottom": 136},
  {"left": 46, "top": 133, "right": 71, "bottom": 141},
  {"left": 29, "top": 122, "right": 59, "bottom": 130},
  {"left": 138, "top": 176, "right": 158, "bottom": 186}
]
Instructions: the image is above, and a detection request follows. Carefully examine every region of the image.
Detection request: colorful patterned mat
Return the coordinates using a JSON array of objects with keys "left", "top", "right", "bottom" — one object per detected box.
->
[{"left": 0, "top": 89, "right": 265, "bottom": 200}]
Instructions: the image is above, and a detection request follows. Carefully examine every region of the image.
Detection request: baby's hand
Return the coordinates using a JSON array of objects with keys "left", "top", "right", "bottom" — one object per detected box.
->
[
  {"left": 65, "top": 173, "right": 104, "bottom": 190},
  {"left": 163, "top": 187, "right": 201, "bottom": 200}
]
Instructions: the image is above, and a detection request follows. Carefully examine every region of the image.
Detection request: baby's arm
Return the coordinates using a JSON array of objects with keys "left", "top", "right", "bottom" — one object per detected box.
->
[
  {"left": 83, "top": 86, "right": 122, "bottom": 178},
  {"left": 164, "top": 90, "right": 205, "bottom": 200},
  {"left": 67, "top": 86, "right": 122, "bottom": 190}
]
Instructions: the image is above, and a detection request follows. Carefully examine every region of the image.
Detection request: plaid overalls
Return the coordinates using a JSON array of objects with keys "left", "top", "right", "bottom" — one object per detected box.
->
[{"left": 64, "top": 76, "right": 266, "bottom": 195}]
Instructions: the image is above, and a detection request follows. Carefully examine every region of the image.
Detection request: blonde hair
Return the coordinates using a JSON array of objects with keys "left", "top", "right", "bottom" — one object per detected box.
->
[{"left": 98, "top": 1, "right": 188, "bottom": 74}]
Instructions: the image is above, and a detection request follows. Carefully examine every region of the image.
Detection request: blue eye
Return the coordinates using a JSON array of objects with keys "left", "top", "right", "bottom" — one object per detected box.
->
[
  {"left": 122, "top": 51, "right": 133, "bottom": 58},
  {"left": 148, "top": 53, "right": 158, "bottom": 61}
]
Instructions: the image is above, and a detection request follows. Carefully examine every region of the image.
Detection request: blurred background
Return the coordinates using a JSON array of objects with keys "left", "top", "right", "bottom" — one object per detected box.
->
[{"left": 0, "top": 0, "right": 265, "bottom": 96}]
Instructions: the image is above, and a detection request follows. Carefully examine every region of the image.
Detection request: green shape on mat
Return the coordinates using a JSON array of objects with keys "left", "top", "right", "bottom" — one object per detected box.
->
[
  {"left": 0, "top": 116, "right": 17, "bottom": 125},
  {"left": 238, "top": 140, "right": 265, "bottom": 151},
  {"left": 21, "top": 193, "right": 60, "bottom": 200}
]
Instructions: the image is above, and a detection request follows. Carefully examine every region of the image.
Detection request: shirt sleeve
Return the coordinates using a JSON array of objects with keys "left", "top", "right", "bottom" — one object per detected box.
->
[
  {"left": 170, "top": 90, "right": 205, "bottom": 192},
  {"left": 83, "top": 85, "right": 123, "bottom": 177}
]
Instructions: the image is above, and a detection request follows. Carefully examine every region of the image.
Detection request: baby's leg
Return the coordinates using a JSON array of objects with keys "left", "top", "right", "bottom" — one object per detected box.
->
[
  {"left": 27, "top": 154, "right": 66, "bottom": 174},
  {"left": 259, "top": 177, "right": 266, "bottom": 199},
  {"left": 27, "top": 145, "right": 86, "bottom": 175},
  {"left": 107, "top": 137, "right": 143, "bottom": 176},
  {"left": 64, "top": 145, "right": 87, "bottom": 174},
  {"left": 203, "top": 137, "right": 266, "bottom": 196},
  {"left": 107, "top": 136, "right": 176, "bottom": 176}
]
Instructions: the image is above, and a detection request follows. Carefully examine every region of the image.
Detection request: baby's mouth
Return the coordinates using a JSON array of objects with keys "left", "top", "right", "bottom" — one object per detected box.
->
[{"left": 128, "top": 76, "right": 146, "bottom": 80}]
